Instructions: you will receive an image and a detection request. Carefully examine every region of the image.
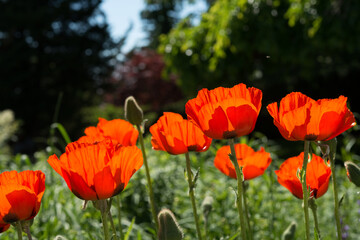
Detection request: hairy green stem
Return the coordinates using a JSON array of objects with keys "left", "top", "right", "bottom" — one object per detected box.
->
[
  {"left": 15, "top": 221, "right": 23, "bottom": 240},
  {"left": 328, "top": 139, "right": 342, "bottom": 240},
  {"left": 116, "top": 196, "right": 124, "bottom": 240},
  {"left": 301, "top": 140, "right": 311, "bottom": 240},
  {"left": 185, "top": 152, "right": 203, "bottom": 240},
  {"left": 229, "top": 138, "right": 247, "bottom": 240},
  {"left": 204, "top": 220, "right": 208, "bottom": 240},
  {"left": 309, "top": 198, "right": 321, "bottom": 239},
  {"left": 108, "top": 208, "right": 119, "bottom": 240},
  {"left": 99, "top": 200, "right": 110, "bottom": 240},
  {"left": 242, "top": 182, "right": 253, "bottom": 240},
  {"left": 22, "top": 222, "right": 33, "bottom": 240},
  {"left": 136, "top": 125, "right": 159, "bottom": 232}
]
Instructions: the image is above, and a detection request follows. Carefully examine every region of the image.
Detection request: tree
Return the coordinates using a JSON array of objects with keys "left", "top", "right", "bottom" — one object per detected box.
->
[
  {"left": 141, "top": 0, "right": 184, "bottom": 49},
  {"left": 0, "top": 0, "right": 119, "bottom": 153},
  {"left": 141, "top": 0, "right": 213, "bottom": 49},
  {"left": 159, "top": 0, "right": 360, "bottom": 137},
  {"left": 105, "top": 48, "right": 183, "bottom": 125}
]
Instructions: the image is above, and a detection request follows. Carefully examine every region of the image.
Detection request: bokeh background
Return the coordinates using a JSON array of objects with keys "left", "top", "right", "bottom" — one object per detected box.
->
[{"left": 1, "top": 0, "right": 359, "bottom": 156}]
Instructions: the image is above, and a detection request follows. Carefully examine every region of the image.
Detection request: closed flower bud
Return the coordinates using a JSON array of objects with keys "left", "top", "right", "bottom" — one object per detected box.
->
[
  {"left": 124, "top": 96, "right": 143, "bottom": 126},
  {"left": 281, "top": 221, "right": 297, "bottom": 240},
  {"left": 201, "top": 195, "right": 213, "bottom": 220},
  {"left": 157, "top": 208, "right": 184, "bottom": 240},
  {"left": 344, "top": 161, "right": 360, "bottom": 187}
]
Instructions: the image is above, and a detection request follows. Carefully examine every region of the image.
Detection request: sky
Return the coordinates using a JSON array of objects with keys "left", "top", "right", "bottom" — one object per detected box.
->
[
  {"left": 100, "top": 0, "right": 208, "bottom": 53},
  {"left": 100, "top": 0, "right": 146, "bottom": 53}
]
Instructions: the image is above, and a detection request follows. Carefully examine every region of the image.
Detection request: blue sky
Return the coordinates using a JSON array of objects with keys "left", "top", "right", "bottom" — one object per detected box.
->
[
  {"left": 100, "top": 0, "right": 208, "bottom": 53},
  {"left": 100, "top": 0, "right": 146, "bottom": 53}
]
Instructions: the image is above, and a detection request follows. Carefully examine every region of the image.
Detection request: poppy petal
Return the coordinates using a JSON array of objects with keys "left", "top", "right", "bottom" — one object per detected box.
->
[
  {"left": 267, "top": 92, "right": 356, "bottom": 141},
  {"left": 205, "top": 106, "right": 229, "bottom": 139},
  {"left": 226, "top": 104, "right": 258, "bottom": 138},
  {"left": 214, "top": 144, "right": 271, "bottom": 180},
  {"left": 275, "top": 152, "right": 331, "bottom": 199},
  {"left": 48, "top": 139, "right": 142, "bottom": 201},
  {"left": 150, "top": 112, "right": 212, "bottom": 154},
  {"left": 93, "top": 166, "right": 115, "bottom": 200},
  {"left": 186, "top": 83, "right": 262, "bottom": 139}
]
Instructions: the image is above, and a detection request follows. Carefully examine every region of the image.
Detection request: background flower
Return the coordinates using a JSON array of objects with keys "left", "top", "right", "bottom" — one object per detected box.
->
[
  {"left": 0, "top": 170, "right": 45, "bottom": 227},
  {"left": 275, "top": 152, "right": 331, "bottom": 199},
  {"left": 150, "top": 112, "right": 212, "bottom": 155},
  {"left": 214, "top": 143, "right": 271, "bottom": 180},
  {"left": 185, "top": 83, "right": 262, "bottom": 139},
  {"left": 77, "top": 117, "right": 138, "bottom": 146}
]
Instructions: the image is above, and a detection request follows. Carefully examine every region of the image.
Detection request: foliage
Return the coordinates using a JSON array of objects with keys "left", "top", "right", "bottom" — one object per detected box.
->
[
  {"left": 0, "top": 0, "right": 120, "bottom": 152},
  {"left": 159, "top": 0, "right": 360, "bottom": 137},
  {"left": 140, "top": 0, "right": 209, "bottom": 49},
  {"left": 141, "top": 0, "right": 182, "bottom": 49},
  {"left": 105, "top": 49, "right": 184, "bottom": 127}
]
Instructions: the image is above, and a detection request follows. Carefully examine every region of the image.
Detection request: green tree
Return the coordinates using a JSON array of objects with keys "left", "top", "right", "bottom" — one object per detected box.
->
[
  {"left": 141, "top": 0, "right": 214, "bottom": 49},
  {"left": 0, "top": 0, "right": 119, "bottom": 153},
  {"left": 159, "top": 0, "right": 360, "bottom": 134},
  {"left": 141, "top": 0, "right": 184, "bottom": 49}
]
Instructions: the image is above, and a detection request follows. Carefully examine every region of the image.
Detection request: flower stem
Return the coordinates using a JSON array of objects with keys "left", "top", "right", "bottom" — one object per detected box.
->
[
  {"left": 108, "top": 207, "right": 119, "bottom": 240},
  {"left": 204, "top": 220, "right": 208, "bottom": 240},
  {"left": 99, "top": 200, "right": 110, "bottom": 240},
  {"left": 327, "top": 138, "right": 342, "bottom": 240},
  {"left": 136, "top": 124, "right": 159, "bottom": 232},
  {"left": 229, "top": 138, "right": 247, "bottom": 240},
  {"left": 301, "top": 140, "right": 311, "bottom": 240},
  {"left": 242, "top": 182, "right": 253, "bottom": 240},
  {"left": 185, "top": 152, "right": 203, "bottom": 240},
  {"left": 22, "top": 221, "right": 33, "bottom": 240},
  {"left": 309, "top": 198, "right": 321, "bottom": 239},
  {"left": 116, "top": 196, "right": 124, "bottom": 240},
  {"left": 15, "top": 221, "right": 23, "bottom": 240}
]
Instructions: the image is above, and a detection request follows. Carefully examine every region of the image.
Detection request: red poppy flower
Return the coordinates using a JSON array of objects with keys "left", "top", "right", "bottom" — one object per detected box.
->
[
  {"left": 78, "top": 117, "right": 138, "bottom": 146},
  {"left": 48, "top": 139, "right": 143, "bottom": 201},
  {"left": 150, "top": 112, "right": 212, "bottom": 155},
  {"left": 275, "top": 152, "right": 331, "bottom": 199},
  {"left": 214, "top": 143, "right": 271, "bottom": 180},
  {"left": 267, "top": 92, "right": 356, "bottom": 141},
  {"left": 185, "top": 83, "right": 262, "bottom": 140},
  {"left": 0, "top": 170, "right": 45, "bottom": 229}
]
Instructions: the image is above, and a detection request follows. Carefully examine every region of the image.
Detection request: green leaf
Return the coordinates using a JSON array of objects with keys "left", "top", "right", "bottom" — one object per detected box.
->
[
  {"left": 124, "top": 217, "right": 136, "bottom": 240},
  {"left": 51, "top": 122, "right": 72, "bottom": 144}
]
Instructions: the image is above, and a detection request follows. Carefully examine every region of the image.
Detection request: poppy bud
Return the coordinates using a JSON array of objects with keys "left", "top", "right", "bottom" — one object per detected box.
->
[
  {"left": 344, "top": 161, "right": 360, "bottom": 187},
  {"left": 157, "top": 208, "right": 184, "bottom": 240},
  {"left": 201, "top": 195, "right": 213, "bottom": 220},
  {"left": 124, "top": 96, "right": 143, "bottom": 126},
  {"left": 281, "top": 221, "right": 297, "bottom": 240}
]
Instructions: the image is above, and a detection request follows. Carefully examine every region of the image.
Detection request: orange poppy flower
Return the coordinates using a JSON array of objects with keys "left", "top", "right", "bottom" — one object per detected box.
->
[
  {"left": 48, "top": 138, "right": 143, "bottom": 201},
  {"left": 150, "top": 112, "right": 212, "bottom": 155},
  {"left": 185, "top": 83, "right": 262, "bottom": 140},
  {"left": 214, "top": 143, "right": 271, "bottom": 180},
  {"left": 275, "top": 152, "right": 331, "bottom": 199},
  {"left": 0, "top": 170, "right": 45, "bottom": 229},
  {"left": 267, "top": 92, "right": 356, "bottom": 141},
  {"left": 78, "top": 117, "right": 138, "bottom": 146}
]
